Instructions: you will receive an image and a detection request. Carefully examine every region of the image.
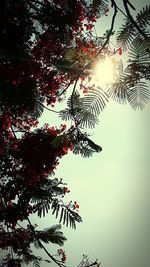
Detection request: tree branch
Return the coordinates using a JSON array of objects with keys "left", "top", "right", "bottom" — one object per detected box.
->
[
  {"left": 27, "top": 218, "right": 66, "bottom": 267},
  {"left": 123, "top": 0, "right": 148, "bottom": 39},
  {"left": 70, "top": 78, "right": 79, "bottom": 124},
  {"left": 57, "top": 80, "right": 73, "bottom": 97},
  {"left": 84, "top": 0, "right": 118, "bottom": 70},
  {"left": 36, "top": 100, "right": 60, "bottom": 113}
]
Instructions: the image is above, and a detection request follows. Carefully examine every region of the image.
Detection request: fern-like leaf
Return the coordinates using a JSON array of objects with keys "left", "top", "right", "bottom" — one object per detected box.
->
[
  {"left": 128, "top": 36, "right": 150, "bottom": 64},
  {"left": 59, "top": 108, "right": 73, "bottom": 121},
  {"left": 73, "top": 142, "right": 97, "bottom": 157},
  {"left": 59, "top": 88, "right": 108, "bottom": 128},
  {"left": 82, "top": 87, "right": 108, "bottom": 116},
  {"left": 127, "top": 81, "right": 150, "bottom": 110},
  {"left": 35, "top": 224, "right": 67, "bottom": 246},
  {"left": 35, "top": 198, "right": 51, "bottom": 218},
  {"left": 33, "top": 258, "right": 41, "bottom": 267},
  {"left": 136, "top": 5, "right": 150, "bottom": 29},
  {"left": 117, "top": 5, "right": 150, "bottom": 51},
  {"left": 107, "top": 73, "right": 131, "bottom": 104},
  {"left": 75, "top": 108, "right": 99, "bottom": 128},
  {"left": 51, "top": 199, "right": 82, "bottom": 229},
  {"left": 31, "top": 178, "right": 64, "bottom": 205},
  {"left": 33, "top": 192, "right": 82, "bottom": 229},
  {"left": 93, "top": 0, "right": 109, "bottom": 16},
  {"left": 116, "top": 19, "right": 135, "bottom": 51},
  {"left": 73, "top": 133, "right": 102, "bottom": 158},
  {"left": 32, "top": 97, "right": 44, "bottom": 119}
]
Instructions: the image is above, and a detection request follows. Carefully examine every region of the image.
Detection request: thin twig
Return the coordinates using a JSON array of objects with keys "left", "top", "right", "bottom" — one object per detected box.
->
[
  {"left": 70, "top": 78, "right": 79, "bottom": 123},
  {"left": 36, "top": 100, "right": 60, "bottom": 113},
  {"left": 57, "top": 80, "right": 73, "bottom": 97},
  {"left": 10, "top": 126, "right": 18, "bottom": 139},
  {"left": 112, "top": 1, "right": 128, "bottom": 18}
]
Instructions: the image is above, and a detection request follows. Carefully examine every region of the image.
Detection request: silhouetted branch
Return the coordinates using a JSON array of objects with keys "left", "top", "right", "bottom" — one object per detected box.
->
[
  {"left": 84, "top": 0, "right": 118, "bottom": 70},
  {"left": 123, "top": 0, "right": 148, "bottom": 39},
  {"left": 27, "top": 218, "right": 66, "bottom": 267},
  {"left": 36, "top": 100, "right": 60, "bottom": 113},
  {"left": 70, "top": 79, "right": 79, "bottom": 123}
]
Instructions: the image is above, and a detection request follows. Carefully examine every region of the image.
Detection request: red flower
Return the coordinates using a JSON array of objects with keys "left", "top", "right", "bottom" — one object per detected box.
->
[
  {"left": 61, "top": 124, "right": 66, "bottom": 130},
  {"left": 82, "top": 47, "right": 90, "bottom": 53},
  {"left": 118, "top": 47, "right": 123, "bottom": 56},
  {"left": 62, "top": 147, "right": 68, "bottom": 154},
  {"left": 80, "top": 15, "right": 85, "bottom": 22},
  {"left": 89, "top": 17, "right": 97, "bottom": 23},
  {"left": 69, "top": 146, "right": 74, "bottom": 151},
  {"left": 80, "top": 82, "right": 83, "bottom": 89},
  {"left": 84, "top": 23, "right": 94, "bottom": 31},
  {"left": 83, "top": 87, "right": 88, "bottom": 94},
  {"left": 74, "top": 201, "right": 80, "bottom": 209},
  {"left": 62, "top": 255, "right": 67, "bottom": 262},
  {"left": 64, "top": 187, "right": 70, "bottom": 194}
]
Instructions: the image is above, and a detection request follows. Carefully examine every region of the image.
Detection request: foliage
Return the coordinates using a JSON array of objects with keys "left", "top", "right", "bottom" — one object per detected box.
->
[
  {"left": 59, "top": 87, "right": 108, "bottom": 128},
  {"left": 109, "top": 5, "right": 150, "bottom": 110},
  {"left": 0, "top": 0, "right": 149, "bottom": 267},
  {"left": 117, "top": 5, "right": 150, "bottom": 51}
]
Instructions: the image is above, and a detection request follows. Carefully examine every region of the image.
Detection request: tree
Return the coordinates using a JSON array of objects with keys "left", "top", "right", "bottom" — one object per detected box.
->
[{"left": 0, "top": 0, "right": 149, "bottom": 266}]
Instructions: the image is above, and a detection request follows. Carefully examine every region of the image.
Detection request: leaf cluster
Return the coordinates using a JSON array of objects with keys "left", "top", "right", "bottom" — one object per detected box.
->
[
  {"left": 59, "top": 87, "right": 108, "bottom": 128},
  {"left": 34, "top": 224, "right": 67, "bottom": 247},
  {"left": 59, "top": 88, "right": 104, "bottom": 157},
  {"left": 117, "top": 5, "right": 150, "bottom": 51},
  {"left": 31, "top": 178, "right": 82, "bottom": 229}
]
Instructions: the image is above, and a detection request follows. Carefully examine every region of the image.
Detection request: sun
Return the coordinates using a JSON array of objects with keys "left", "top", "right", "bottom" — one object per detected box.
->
[{"left": 93, "top": 57, "right": 116, "bottom": 86}]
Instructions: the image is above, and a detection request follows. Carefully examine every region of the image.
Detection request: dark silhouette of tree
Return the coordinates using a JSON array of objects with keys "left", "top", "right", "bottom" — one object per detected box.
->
[{"left": 0, "top": 0, "right": 149, "bottom": 266}]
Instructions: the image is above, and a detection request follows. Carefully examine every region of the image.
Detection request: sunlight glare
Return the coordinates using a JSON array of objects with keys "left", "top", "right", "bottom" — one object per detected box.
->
[{"left": 94, "top": 57, "right": 115, "bottom": 85}]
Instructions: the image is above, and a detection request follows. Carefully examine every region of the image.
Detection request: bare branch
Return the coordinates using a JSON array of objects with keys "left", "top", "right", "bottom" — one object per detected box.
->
[{"left": 36, "top": 100, "right": 60, "bottom": 113}]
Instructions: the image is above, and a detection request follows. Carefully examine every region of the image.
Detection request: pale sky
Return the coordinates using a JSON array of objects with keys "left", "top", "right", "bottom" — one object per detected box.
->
[
  {"left": 24, "top": 1, "right": 150, "bottom": 266},
  {"left": 35, "top": 99, "right": 150, "bottom": 267}
]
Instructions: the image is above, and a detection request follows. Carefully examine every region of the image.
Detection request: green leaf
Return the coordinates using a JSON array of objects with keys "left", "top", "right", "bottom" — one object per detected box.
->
[
  {"left": 35, "top": 225, "right": 67, "bottom": 246},
  {"left": 60, "top": 88, "right": 108, "bottom": 129},
  {"left": 82, "top": 87, "right": 108, "bottom": 116},
  {"left": 36, "top": 199, "right": 51, "bottom": 218},
  {"left": 136, "top": 5, "right": 150, "bottom": 28},
  {"left": 31, "top": 178, "right": 64, "bottom": 205},
  {"left": 59, "top": 108, "right": 72, "bottom": 121},
  {"left": 128, "top": 36, "right": 150, "bottom": 64},
  {"left": 117, "top": 5, "right": 150, "bottom": 51},
  {"left": 73, "top": 133, "right": 102, "bottom": 158},
  {"left": 127, "top": 81, "right": 150, "bottom": 110},
  {"left": 51, "top": 200, "right": 82, "bottom": 229},
  {"left": 116, "top": 19, "right": 135, "bottom": 51}
]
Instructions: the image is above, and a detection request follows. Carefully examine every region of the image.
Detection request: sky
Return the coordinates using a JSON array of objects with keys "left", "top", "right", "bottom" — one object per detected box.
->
[
  {"left": 23, "top": 1, "right": 150, "bottom": 267},
  {"left": 35, "top": 100, "right": 150, "bottom": 267}
]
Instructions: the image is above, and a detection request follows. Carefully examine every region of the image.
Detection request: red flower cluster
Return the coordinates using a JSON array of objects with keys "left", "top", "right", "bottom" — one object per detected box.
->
[
  {"left": 58, "top": 248, "right": 67, "bottom": 263},
  {"left": 0, "top": 0, "right": 108, "bottom": 265}
]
